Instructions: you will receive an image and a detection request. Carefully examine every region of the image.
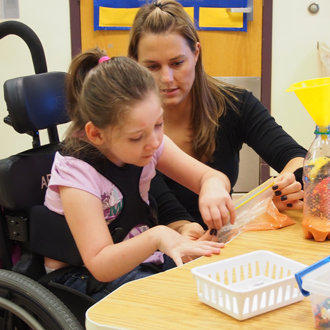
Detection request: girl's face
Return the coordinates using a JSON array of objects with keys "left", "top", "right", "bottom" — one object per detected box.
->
[
  {"left": 104, "top": 92, "right": 164, "bottom": 167},
  {"left": 137, "top": 32, "right": 200, "bottom": 109}
]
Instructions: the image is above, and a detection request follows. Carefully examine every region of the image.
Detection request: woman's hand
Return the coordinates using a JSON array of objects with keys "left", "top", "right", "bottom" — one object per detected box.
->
[
  {"left": 168, "top": 220, "right": 219, "bottom": 242},
  {"left": 272, "top": 172, "right": 304, "bottom": 210},
  {"left": 167, "top": 221, "right": 221, "bottom": 262}
]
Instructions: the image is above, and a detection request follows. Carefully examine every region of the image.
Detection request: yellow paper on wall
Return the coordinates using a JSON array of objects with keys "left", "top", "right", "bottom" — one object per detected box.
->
[
  {"left": 99, "top": 7, "right": 139, "bottom": 27},
  {"left": 183, "top": 7, "right": 195, "bottom": 22},
  {"left": 199, "top": 7, "right": 243, "bottom": 28}
]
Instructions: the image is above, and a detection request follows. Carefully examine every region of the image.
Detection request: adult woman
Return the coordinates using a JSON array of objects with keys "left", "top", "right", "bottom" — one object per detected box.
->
[{"left": 128, "top": 0, "right": 306, "bottom": 231}]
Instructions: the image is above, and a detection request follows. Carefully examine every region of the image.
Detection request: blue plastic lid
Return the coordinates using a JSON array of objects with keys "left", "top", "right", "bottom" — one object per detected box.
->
[{"left": 295, "top": 255, "right": 330, "bottom": 297}]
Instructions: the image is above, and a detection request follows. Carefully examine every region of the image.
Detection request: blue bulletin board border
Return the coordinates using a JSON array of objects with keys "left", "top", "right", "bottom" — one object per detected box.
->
[{"left": 93, "top": 0, "right": 248, "bottom": 32}]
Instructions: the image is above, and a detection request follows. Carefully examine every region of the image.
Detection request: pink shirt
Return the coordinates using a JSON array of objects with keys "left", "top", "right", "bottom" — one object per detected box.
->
[
  {"left": 44, "top": 139, "right": 165, "bottom": 264},
  {"left": 45, "top": 138, "right": 164, "bottom": 218}
]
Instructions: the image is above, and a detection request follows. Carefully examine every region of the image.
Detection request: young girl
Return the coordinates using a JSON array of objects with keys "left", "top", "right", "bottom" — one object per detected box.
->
[{"left": 44, "top": 48, "right": 235, "bottom": 300}]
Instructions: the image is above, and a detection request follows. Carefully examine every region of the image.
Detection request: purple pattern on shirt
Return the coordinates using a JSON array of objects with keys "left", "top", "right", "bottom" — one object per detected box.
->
[{"left": 101, "top": 190, "right": 123, "bottom": 224}]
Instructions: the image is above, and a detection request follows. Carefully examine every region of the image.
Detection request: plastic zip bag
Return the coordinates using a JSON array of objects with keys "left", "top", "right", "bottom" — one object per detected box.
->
[{"left": 218, "top": 178, "right": 296, "bottom": 244}]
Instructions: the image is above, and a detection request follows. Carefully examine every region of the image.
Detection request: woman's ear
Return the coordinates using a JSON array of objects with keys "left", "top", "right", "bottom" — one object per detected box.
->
[
  {"left": 194, "top": 42, "right": 201, "bottom": 64},
  {"left": 85, "top": 121, "right": 105, "bottom": 146}
]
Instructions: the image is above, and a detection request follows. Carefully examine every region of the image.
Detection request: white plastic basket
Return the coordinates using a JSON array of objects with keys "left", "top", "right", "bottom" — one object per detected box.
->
[{"left": 191, "top": 251, "right": 307, "bottom": 320}]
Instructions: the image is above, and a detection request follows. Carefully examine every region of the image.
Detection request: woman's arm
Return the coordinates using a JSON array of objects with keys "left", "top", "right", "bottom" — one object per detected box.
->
[
  {"left": 149, "top": 171, "right": 195, "bottom": 225},
  {"left": 235, "top": 91, "right": 306, "bottom": 210},
  {"left": 280, "top": 157, "right": 304, "bottom": 174},
  {"left": 237, "top": 91, "right": 307, "bottom": 171},
  {"left": 150, "top": 172, "right": 216, "bottom": 241}
]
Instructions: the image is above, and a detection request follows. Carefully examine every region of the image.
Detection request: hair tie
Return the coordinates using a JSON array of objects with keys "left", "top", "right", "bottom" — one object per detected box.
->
[
  {"left": 154, "top": 2, "right": 163, "bottom": 9},
  {"left": 98, "top": 56, "right": 111, "bottom": 64}
]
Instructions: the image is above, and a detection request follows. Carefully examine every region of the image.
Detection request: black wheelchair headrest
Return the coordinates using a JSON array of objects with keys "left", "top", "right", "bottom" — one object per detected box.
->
[{"left": 4, "top": 71, "right": 69, "bottom": 134}]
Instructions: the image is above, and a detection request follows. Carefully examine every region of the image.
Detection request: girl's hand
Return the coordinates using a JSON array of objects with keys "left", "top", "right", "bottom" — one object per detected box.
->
[
  {"left": 198, "top": 177, "right": 236, "bottom": 230},
  {"left": 272, "top": 173, "right": 304, "bottom": 210},
  {"left": 155, "top": 226, "right": 224, "bottom": 266}
]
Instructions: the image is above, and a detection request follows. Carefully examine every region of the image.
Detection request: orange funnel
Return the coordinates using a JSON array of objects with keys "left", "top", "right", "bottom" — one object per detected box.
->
[{"left": 286, "top": 78, "right": 330, "bottom": 127}]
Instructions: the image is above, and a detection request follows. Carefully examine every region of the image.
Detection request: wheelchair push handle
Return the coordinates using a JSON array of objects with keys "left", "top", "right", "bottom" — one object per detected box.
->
[
  {"left": 0, "top": 20, "right": 47, "bottom": 74},
  {"left": 0, "top": 21, "right": 63, "bottom": 147}
]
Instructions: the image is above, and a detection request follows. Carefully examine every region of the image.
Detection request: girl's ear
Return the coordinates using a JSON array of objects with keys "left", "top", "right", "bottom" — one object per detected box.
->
[{"left": 85, "top": 121, "right": 105, "bottom": 146}]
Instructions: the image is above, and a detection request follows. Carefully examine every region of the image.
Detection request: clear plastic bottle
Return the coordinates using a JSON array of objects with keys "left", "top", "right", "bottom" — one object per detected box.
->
[{"left": 302, "top": 125, "right": 330, "bottom": 241}]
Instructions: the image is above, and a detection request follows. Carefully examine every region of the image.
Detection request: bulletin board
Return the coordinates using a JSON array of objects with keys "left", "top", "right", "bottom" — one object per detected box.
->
[
  {"left": 93, "top": 0, "right": 248, "bottom": 32},
  {"left": 81, "top": 0, "right": 263, "bottom": 77}
]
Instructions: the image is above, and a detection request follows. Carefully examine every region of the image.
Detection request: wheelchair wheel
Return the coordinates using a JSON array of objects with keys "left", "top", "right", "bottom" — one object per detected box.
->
[{"left": 0, "top": 269, "right": 84, "bottom": 330}]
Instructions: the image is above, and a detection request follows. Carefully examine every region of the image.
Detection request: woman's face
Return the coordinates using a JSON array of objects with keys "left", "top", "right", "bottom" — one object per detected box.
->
[{"left": 137, "top": 32, "right": 200, "bottom": 109}]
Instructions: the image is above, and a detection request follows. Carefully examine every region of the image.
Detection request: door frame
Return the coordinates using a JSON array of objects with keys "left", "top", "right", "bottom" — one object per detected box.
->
[{"left": 260, "top": 0, "right": 273, "bottom": 182}]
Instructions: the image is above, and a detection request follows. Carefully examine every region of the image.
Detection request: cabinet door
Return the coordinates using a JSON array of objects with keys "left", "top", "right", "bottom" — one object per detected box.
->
[{"left": 80, "top": 0, "right": 263, "bottom": 192}]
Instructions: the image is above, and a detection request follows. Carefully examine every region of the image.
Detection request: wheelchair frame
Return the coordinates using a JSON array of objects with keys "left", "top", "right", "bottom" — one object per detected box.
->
[{"left": 0, "top": 21, "right": 95, "bottom": 330}]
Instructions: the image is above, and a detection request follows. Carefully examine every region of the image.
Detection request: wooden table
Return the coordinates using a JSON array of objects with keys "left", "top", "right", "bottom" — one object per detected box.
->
[{"left": 86, "top": 210, "right": 330, "bottom": 330}]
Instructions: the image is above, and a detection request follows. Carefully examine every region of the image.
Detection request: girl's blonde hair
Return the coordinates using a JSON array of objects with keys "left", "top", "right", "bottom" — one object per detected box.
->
[
  {"left": 64, "top": 47, "right": 159, "bottom": 157},
  {"left": 128, "top": 0, "right": 239, "bottom": 161}
]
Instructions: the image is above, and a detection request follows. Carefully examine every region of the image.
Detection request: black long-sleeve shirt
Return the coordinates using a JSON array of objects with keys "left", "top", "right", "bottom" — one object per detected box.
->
[{"left": 150, "top": 89, "right": 307, "bottom": 229}]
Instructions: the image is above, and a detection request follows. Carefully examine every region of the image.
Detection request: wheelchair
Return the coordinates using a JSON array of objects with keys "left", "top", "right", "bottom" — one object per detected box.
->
[{"left": 0, "top": 21, "right": 96, "bottom": 329}]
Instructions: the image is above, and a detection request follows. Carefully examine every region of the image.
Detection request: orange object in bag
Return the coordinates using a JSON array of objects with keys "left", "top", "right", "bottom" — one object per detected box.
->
[{"left": 242, "top": 199, "right": 296, "bottom": 232}]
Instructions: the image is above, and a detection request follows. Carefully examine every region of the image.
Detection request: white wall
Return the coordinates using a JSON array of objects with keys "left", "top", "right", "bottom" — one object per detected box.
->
[
  {"left": 1, "top": 1, "right": 327, "bottom": 168},
  {"left": 271, "top": 0, "right": 330, "bottom": 177},
  {"left": 0, "top": 1, "right": 71, "bottom": 158}
]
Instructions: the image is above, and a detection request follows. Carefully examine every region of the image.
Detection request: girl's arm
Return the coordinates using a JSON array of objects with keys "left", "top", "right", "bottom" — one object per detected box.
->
[
  {"left": 59, "top": 186, "right": 224, "bottom": 282},
  {"left": 157, "top": 135, "right": 236, "bottom": 230}
]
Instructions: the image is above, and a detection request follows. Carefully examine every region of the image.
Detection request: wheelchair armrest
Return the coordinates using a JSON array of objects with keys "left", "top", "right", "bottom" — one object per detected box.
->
[{"left": 30, "top": 205, "right": 83, "bottom": 266}]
